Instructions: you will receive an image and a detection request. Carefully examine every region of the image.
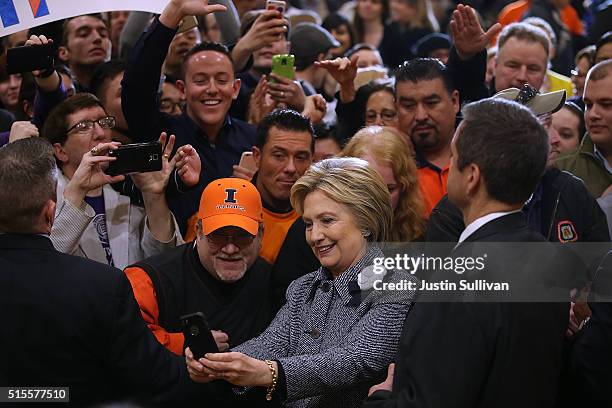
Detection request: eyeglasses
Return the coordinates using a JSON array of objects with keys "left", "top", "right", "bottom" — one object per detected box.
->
[
  {"left": 160, "top": 99, "right": 185, "bottom": 114},
  {"left": 67, "top": 116, "right": 116, "bottom": 134},
  {"left": 514, "top": 84, "right": 538, "bottom": 105},
  {"left": 205, "top": 231, "right": 255, "bottom": 248},
  {"left": 570, "top": 69, "right": 586, "bottom": 78},
  {"left": 365, "top": 109, "right": 397, "bottom": 123}
]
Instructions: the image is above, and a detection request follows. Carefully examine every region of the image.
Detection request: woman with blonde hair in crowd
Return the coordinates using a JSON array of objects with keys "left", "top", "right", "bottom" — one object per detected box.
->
[
  {"left": 380, "top": 0, "right": 438, "bottom": 68},
  {"left": 186, "top": 157, "right": 416, "bottom": 407},
  {"left": 342, "top": 126, "right": 425, "bottom": 241}
]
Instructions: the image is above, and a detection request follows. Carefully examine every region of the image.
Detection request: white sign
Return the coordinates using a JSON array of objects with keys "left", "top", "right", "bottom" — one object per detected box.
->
[{"left": 0, "top": 0, "right": 169, "bottom": 37}]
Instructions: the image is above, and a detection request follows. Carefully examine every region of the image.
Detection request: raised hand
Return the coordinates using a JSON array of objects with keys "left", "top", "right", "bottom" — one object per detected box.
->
[
  {"left": 175, "top": 144, "right": 201, "bottom": 187},
  {"left": 24, "top": 35, "right": 60, "bottom": 91},
  {"left": 267, "top": 73, "right": 306, "bottom": 111},
  {"left": 63, "top": 142, "right": 125, "bottom": 207},
  {"left": 9, "top": 121, "right": 39, "bottom": 143},
  {"left": 160, "top": 0, "right": 228, "bottom": 29},
  {"left": 315, "top": 56, "right": 358, "bottom": 87},
  {"left": 131, "top": 132, "right": 176, "bottom": 195},
  {"left": 302, "top": 94, "right": 327, "bottom": 124},
  {"left": 450, "top": 4, "right": 502, "bottom": 60},
  {"left": 248, "top": 75, "right": 278, "bottom": 125}
]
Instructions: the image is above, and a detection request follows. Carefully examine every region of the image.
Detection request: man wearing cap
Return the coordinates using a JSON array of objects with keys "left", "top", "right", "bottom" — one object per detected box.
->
[
  {"left": 124, "top": 178, "right": 273, "bottom": 356},
  {"left": 427, "top": 85, "right": 610, "bottom": 244}
]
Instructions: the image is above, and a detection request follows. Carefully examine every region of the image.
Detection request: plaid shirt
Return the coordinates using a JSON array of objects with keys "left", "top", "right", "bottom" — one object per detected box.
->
[{"left": 235, "top": 246, "right": 416, "bottom": 407}]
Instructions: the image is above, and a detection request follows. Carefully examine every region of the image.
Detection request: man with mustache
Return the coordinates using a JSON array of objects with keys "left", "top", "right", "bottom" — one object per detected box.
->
[
  {"left": 124, "top": 178, "right": 274, "bottom": 355},
  {"left": 394, "top": 58, "right": 460, "bottom": 216}
]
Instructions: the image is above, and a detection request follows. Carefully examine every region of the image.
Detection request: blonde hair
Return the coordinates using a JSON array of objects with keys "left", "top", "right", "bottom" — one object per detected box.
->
[
  {"left": 406, "top": 0, "right": 439, "bottom": 32},
  {"left": 341, "top": 126, "right": 425, "bottom": 241},
  {"left": 290, "top": 157, "right": 393, "bottom": 242}
]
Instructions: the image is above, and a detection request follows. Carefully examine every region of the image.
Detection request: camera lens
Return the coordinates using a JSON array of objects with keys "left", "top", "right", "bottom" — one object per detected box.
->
[{"left": 190, "top": 325, "right": 200, "bottom": 336}]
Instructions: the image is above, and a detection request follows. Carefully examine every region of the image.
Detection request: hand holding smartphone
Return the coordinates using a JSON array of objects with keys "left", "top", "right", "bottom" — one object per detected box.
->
[
  {"left": 271, "top": 54, "right": 295, "bottom": 82},
  {"left": 181, "top": 312, "right": 219, "bottom": 359},
  {"left": 6, "top": 43, "right": 55, "bottom": 74}
]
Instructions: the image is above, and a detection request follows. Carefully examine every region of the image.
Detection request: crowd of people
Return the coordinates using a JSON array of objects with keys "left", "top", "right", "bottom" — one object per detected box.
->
[{"left": 0, "top": 0, "right": 611, "bottom": 406}]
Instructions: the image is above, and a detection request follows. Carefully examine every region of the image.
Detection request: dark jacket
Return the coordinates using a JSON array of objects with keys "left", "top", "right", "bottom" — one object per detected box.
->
[
  {"left": 426, "top": 167, "right": 610, "bottom": 243},
  {"left": 0, "top": 234, "right": 212, "bottom": 406},
  {"left": 365, "top": 213, "right": 569, "bottom": 408}
]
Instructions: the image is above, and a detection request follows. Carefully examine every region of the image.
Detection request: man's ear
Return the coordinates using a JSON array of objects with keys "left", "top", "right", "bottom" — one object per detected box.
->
[
  {"left": 52, "top": 143, "right": 68, "bottom": 164},
  {"left": 232, "top": 78, "right": 241, "bottom": 100},
  {"left": 451, "top": 90, "right": 460, "bottom": 114},
  {"left": 42, "top": 199, "right": 56, "bottom": 233},
  {"left": 58, "top": 46, "right": 70, "bottom": 64},
  {"left": 176, "top": 80, "right": 187, "bottom": 98},
  {"left": 252, "top": 146, "right": 262, "bottom": 168},
  {"left": 465, "top": 163, "right": 481, "bottom": 197}
]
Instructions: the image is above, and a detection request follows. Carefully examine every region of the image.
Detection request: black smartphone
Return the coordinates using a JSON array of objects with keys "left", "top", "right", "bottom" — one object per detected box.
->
[
  {"left": 181, "top": 312, "right": 219, "bottom": 359},
  {"left": 106, "top": 142, "right": 162, "bottom": 176},
  {"left": 6, "top": 43, "right": 55, "bottom": 74}
]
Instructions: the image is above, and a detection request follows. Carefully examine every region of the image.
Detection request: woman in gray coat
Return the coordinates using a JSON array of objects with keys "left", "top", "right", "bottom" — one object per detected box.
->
[{"left": 187, "top": 157, "right": 416, "bottom": 407}]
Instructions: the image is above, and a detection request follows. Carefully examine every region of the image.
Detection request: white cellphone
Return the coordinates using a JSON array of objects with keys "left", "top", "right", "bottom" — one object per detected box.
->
[
  {"left": 266, "top": 0, "right": 286, "bottom": 15},
  {"left": 239, "top": 151, "right": 258, "bottom": 172}
]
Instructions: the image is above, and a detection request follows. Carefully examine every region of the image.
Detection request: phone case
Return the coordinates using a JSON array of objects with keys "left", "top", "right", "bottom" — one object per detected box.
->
[
  {"left": 181, "top": 312, "right": 219, "bottom": 359},
  {"left": 266, "top": 0, "right": 286, "bottom": 13},
  {"left": 106, "top": 142, "right": 162, "bottom": 176},
  {"left": 6, "top": 43, "right": 55, "bottom": 74},
  {"left": 271, "top": 54, "right": 295, "bottom": 81}
]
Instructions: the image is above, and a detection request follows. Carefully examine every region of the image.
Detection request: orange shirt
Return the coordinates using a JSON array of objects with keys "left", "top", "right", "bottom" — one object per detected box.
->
[
  {"left": 417, "top": 162, "right": 449, "bottom": 217},
  {"left": 124, "top": 266, "right": 185, "bottom": 355},
  {"left": 260, "top": 207, "right": 300, "bottom": 265}
]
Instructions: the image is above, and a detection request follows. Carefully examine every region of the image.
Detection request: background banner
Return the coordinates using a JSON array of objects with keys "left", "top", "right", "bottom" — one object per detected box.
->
[{"left": 0, "top": 0, "right": 168, "bottom": 37}]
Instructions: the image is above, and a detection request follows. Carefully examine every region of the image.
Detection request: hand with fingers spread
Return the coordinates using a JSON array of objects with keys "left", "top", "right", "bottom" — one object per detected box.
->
[
  {"left": 131, "top": 132, "right": 177, "bottom": 195},
  {"left": 160, "top": 0, "right": 228, "bottom": 29},
  {"left": 302, "top": 94, "right": 327, "bottom": 124},
  {"left": 24, "top": 34, "right": 60, "bottom": 91},
  {"left": 248, "top": 75, "right": 278, "bottom": 125},
  {"left": 450, "top": 4, "right": 502, "bottom": 60},
  {"left": 175, "top": 144, "right": 201, "bottom": 187},
  {"left": 232, "top": 11, "right": 288, "bottom": 71},
  {"left": 368, "top": 363, "right": 395, "bottom": 395},
  {"left": 9, "top": 121, "right": 39, "bottom": 143},
  {"left": 315, "top": 56, "right": 359, "bottom": 103},
  {"left": 267, "top": 73, "right": 306, "bottom": 111},
  {"left": 189, "top": 351, "right": 276, "bottom": 387},
  {"left": 63, "top": 142, "right": 125, "bottom": 208}
]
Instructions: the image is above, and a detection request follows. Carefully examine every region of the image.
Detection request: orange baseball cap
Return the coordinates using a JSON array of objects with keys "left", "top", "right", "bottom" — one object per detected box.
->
[{"left": 198, "top": 178, "right": 263, "bottom": 236}]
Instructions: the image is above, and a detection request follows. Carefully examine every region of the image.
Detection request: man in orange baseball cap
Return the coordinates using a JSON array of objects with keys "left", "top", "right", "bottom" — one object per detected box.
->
[{"left": 124, "top": 178, "right": 274, "bottom": 356}]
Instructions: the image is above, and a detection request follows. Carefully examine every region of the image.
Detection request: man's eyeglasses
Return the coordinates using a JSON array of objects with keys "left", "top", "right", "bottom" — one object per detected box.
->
[
  {"left": 67, "top": 116, "right": 116, "bottom": 134},
  {"left": 160, "top": 99, "right": 185, "bottom": 114},
  {"left": 570, "top": 68, "right": 586, "bottom": 78},
  {"left": 365, "top": 109, "right": 397, "bottom": 123},
  {"left": 205, "top": 231, "right": 255, "bottom": 248}
]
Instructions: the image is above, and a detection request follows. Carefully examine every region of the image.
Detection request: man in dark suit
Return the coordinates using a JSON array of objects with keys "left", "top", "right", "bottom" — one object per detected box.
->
[
  {"left": 364, "top": 98, "right": 570, "bottom": 407},
  {"left": 0, "top": 138, "right": 213, "bottom": 406}
]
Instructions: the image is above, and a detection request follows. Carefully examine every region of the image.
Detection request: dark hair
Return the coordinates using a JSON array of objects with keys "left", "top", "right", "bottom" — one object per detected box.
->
[
  {"left": 314, "top": 123, "right": 342, "bottom": 145},
  {"left": 42, "top": 93, "right": 106, "bottom": 146},
  {"left": 0, "top": 138, "right": 58, "bottom": 233},
  {"left": 345, "top": 42, "right": 379, "bottom": 59},
  {"left": 322, "top": 13, "right": 356, "bottom": 51},
  {"left": 256, "top": 109, "right": 315, "bottom": 152},
  {"left": 457, "top": 99, "right": 548, "bottom": 205},
  {"left": 61, "top": 13, "right": 107, "bottom": 46},
  {"left": 181, "top": 42, "right": 234, "bottom": 80},
  {"left": 563, "top": 101, "right": 586, "bottom": 140},
  {"left": 353, "top": 0, "right": 389, "bottom": 43},
  {"left": 16, "top": 73, "right": 36, "bottom": 121},
  {"left": 89, "top": 60, "right": 125, "bottom": 102},
  {"left": 595, "top": 31, "right": 612, "bottom": 62},
  {"left": 394, "top": 58, "right": 455, "bottom": 95}
]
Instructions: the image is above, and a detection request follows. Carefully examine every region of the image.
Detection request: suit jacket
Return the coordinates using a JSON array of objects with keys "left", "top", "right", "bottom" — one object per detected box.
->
[
  {"left": 0, "top": 234, "right": 213, "bottom": 406},
  {"left": 365, "top": 213, "right": 569, "bottom": 408},
  {"left": 51, "top": 173, "right": 182, "bottom": 270}
]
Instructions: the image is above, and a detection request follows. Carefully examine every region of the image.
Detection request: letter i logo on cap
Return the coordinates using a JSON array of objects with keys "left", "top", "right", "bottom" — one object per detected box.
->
[{"left": 225, "top": 188, "right": 237, "bottom": 204}]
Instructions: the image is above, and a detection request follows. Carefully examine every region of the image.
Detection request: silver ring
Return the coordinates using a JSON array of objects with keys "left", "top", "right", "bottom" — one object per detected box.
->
[{"left": 280, "top": 91, "right": 284, "bottom": 98}]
